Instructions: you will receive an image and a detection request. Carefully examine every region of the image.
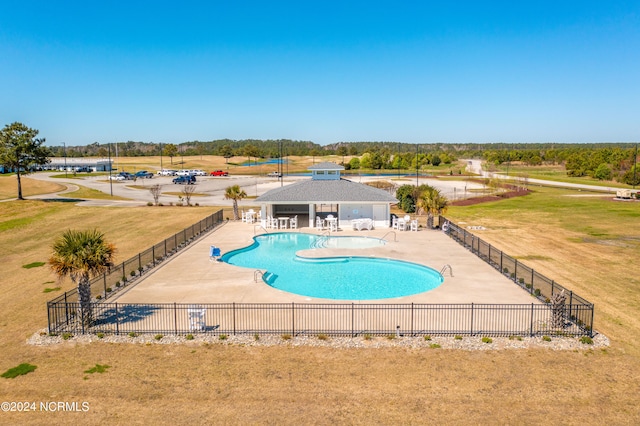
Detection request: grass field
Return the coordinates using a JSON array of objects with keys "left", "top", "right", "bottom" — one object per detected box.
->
[{"left": 0, "top": 175, "right": 639, "bottom": 424}]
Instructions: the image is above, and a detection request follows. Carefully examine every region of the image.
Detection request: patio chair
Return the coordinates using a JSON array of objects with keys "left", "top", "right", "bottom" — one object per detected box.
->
[
  {"left": 410, "top": 219, "right": 418, "bottom": 231},
  {"left": 188, "top": 306, "right": 206, "bottom": 331},
  {"left": 290, "top": 215, "right": 298, "bottom": 229},
  {"left": 270, "top": 217, "right": 278, "bottom": 229},
  {"left": 316, "top": 216, "right": 325, "bottom": 230}
]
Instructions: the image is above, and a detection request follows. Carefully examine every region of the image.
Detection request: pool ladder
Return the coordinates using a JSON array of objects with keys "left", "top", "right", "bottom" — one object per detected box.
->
[
  {"left": 380, "top": 231, "right": 397, "bottom": 242},
  {"left": 440, "top": 264, "right": 453, "bottom": 277},
  {"left": 254, "top": 270, "right": 265, "bottom": 283}
]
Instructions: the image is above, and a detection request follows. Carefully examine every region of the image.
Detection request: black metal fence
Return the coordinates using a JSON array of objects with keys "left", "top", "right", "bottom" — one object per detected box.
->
[
  {"left": 440, "top": 217, "right": 594, "bottom": 335},
  {"left": 47, "top": 209, "right": 225, "bottom": 307},
  {"left": 47, "top": 302, "right": 593, "bottom": 337},
  {"left": 46, "top": 211, "right": 595, "bottom": 338}
]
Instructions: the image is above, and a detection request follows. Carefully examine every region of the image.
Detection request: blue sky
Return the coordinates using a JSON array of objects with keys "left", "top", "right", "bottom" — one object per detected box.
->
[{"left": 1, "top": 1, "right": 639, "bottom": 146}]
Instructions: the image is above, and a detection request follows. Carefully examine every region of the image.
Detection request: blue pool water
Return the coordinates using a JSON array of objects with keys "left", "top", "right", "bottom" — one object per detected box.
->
[{"left": 221, "top": 233, "right": 443, "bottom": 300}]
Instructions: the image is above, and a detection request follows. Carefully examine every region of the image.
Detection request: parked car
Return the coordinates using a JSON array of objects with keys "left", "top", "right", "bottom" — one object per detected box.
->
[
  {"left": 172, "top": 175, "right": 196, "bottom": 185},
  {"left": 175, "top": 170, "right": 192, "bottom": 177},
  {"left": 210, "top": 170, "right": 229, "bottom": 176},
  {"left": 118, "top": 172, "right": 134, "bottom": 180},
  {"left": 267, "top": 171, "right": 282, "bottom": 177},
  {"left": 190, "top": 169, "right": 206, "bottom": 176},
  {"left": 134, "top": 170, "right": 154, "bottom": 179},
  {"left": 157, "top": 169, "right": 177, "bottom": 176},
  {"left": 109, "top": 175, "right": 125, "bottom": 181}
]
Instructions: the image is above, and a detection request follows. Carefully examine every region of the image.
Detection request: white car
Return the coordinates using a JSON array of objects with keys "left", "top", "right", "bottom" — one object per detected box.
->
[
  {"left": 176, "top": 170, "right": 192, "bottom": 176},
  {"left": 157, "top": 169, "right": 177, "bottom": 176},
  {"left": 267, "top": 171, "right": 282, "bottom": 177},
  {"left": 190, "top": 169, "right": 206, "bottom": 176},
  {"left": 109, "top": 175, "right": 125, "bottom": 181}
]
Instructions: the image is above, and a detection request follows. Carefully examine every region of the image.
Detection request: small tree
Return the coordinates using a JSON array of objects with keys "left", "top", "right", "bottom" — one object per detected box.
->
[
  {"left": 224, "top": 185, "right": 247, "bottom": 220},
  {"left": 149, "top": 184, "right": 162, "bottom": 206},
  {"left": 49, "top": 229, "right": 116, "bottom": 326},
  {"left": 163, "top": 144, "right": 178, "bottom": 165},
  {"left": 0, "top": 122, "right": 51, "bottom": 200},
  {"left": 181, "top": 184, "right": 196, "bottom": 206}
]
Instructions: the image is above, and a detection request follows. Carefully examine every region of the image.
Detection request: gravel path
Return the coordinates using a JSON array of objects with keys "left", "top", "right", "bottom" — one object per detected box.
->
[{"left": 28, "top": 329, "right": 609, "bottom": 351}]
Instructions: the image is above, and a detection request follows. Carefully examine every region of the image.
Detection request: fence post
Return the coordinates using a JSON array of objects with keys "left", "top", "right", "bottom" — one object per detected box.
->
[
  {"left": 115, "top": 303, "right": 119, "bottom": 335},
  {"left": 64, "top": 292, "right": 69, "bottom": 326},
  {"left": 531, "top": 269, "right": 535, "bottom": 290},
  {"left": 174, "top": 303, "right": 178, "bottom": 335},
  {"left": 138, "top": 253, "right": 142, "bottom": 272},
  {"left": 351, "top": 303, "right": 355, "bottom": 337},
  {"left": 164, "top": 239, "right": 167, "bottom": 257},
  {"left": 514, "top": 259, "right": 518, "bottom": 283},
  {"left": 589, "top": 304, "right": 595, "bottom": 338},
  {"left": 551, "top": 280, "right": 555, "bottom": 296},
  {"left": 291, "top": 303, "right": 295, "bottom": 336},
  {"left": 152, "top": 246, "right": 156, "bottom": 267},
  {"left": 233, "top": 302, "right": 236, "bottom": 335},
  {"left": 411, "top": 303, "right": 414, "bottom": 336},
  {"left": 569, "top": 291, "right": 574, "bottom": 321},
  {"left": 47, "top": 302, "right": 52, "bottom": 334},
  {"left": 530, "top": 303, "right": 534, "bottom": 336},
  {"left": 103, "top": 273, "right": 107, "bottom": 299},
  {"left": 470, "top": 303, "right": 474, "bottom": 336},
  {"left": 500, "top": 251, "right": 503, "bottom": 273},
  {"left": 122, "top": 262, "right": 125, "bottom": 282}
]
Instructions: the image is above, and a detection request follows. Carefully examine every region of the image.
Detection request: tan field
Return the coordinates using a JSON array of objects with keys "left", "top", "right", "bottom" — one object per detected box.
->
[{"left": 0, "top": 170, "right": 639, "bottom": 424}]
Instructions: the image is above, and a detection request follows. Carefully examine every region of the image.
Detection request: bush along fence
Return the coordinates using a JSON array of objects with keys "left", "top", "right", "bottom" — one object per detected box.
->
[
  {"left": 47, "top": 209, "right": 225, "bottom": 310},
  {"left": 47, "top": 302, "right": 594, "bottom": 337},
  {"left": 440, "top": 216, "right": 594, "bottom": 337}
]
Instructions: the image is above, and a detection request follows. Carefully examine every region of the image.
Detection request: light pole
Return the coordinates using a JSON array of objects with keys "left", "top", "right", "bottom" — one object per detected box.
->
[
  {"left": 108, "top": 143, "right": 113, "bottom": 196},
  {"left": 160, "top": 143, "right": 163, "bottom": 172},
  {"left": 415, "top": 144, "right": 419, "bottom": 187},
  {"left": 63, "top": 142, "right": 67, "bottom": 178}
]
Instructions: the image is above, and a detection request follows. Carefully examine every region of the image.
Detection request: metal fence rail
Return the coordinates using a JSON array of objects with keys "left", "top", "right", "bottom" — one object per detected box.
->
[
  {"left": 47, "top": 302, "right": 593, "bottom": 337},
  {"left": 440, "top": 216, "right": 594, "bottom": 335},
  {"left": 47, "top": 209, "right": 225, "bottom": 307}
]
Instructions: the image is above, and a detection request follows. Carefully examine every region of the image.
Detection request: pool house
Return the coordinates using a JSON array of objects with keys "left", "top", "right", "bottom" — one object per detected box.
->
[{"left": 255, "top": 162, "right": 398, "bottom": 229}]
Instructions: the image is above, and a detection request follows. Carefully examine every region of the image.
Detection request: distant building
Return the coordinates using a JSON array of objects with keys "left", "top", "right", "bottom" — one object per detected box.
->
[{"left": 46, "top": 158, "right": 113, "bottom": 172}]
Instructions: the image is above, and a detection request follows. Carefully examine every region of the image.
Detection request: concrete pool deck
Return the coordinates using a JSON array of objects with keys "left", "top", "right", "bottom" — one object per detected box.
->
[{"left": 114, "top": 221, "right": 540, "bottom": 305}]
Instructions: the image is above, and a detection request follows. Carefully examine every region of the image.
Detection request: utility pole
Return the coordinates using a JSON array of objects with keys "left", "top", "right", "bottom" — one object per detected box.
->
[
  {"left": 63, "top": 142, "right": 67, "bottom": 178},
  {"left": 108, "top": 143, "right": 113, "bottom": 196}
]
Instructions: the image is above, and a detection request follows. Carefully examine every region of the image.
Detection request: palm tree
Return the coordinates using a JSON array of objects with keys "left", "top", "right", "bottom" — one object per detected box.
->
[
  {"left": 224, "top": 185, "right": 247, "bottom": 220},
  {"left": 418, "top": 186, "right": 449, "bottom": 229},
  {"left": 49, "top": 229, "right": 116, "bottom": 327}
]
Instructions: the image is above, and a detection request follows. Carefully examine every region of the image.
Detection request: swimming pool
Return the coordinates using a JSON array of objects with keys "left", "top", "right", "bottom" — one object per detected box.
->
[{"left": 221, "top": 233, "right": 443, "bottom": 300}]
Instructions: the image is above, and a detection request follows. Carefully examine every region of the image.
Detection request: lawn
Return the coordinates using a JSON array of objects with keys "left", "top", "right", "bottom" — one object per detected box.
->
[{"left": 0, "top": 186, "right": 639, "bottom": 424}]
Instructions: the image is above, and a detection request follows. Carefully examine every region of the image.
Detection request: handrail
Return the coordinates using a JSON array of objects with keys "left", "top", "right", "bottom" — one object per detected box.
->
[
  {"left": 254, "top": 270, "right": 265, "bottom": 283},
  {"left": 440, "top": 264, "right": 453, "bottom": 277},
  {"left": 380, "top": 231, "right": 397, "bottom": 242},
  {"left": 254, "top": 224, "right": 269, "bottom": 235}
]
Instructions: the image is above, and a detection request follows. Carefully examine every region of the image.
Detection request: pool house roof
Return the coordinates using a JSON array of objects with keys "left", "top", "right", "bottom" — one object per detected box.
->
[{"left": 255, "top": 178, "right": 397, "bottom": 204}]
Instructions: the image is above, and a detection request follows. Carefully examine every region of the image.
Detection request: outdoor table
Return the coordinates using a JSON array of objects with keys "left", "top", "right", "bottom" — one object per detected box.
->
[{"left": 278, "top": 217, "right": 289, "bottom": 229}]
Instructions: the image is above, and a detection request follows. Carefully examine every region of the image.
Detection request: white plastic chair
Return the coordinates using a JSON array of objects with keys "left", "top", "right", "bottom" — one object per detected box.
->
[
  {"left": 290, "top": 215, "right": 298, "bottom": 229},
  {"left": 316, "top": 216, "right": 325, "bottom": 230},
  {"left": 410, "top": 219, "right": 418, "bottom": 231}
]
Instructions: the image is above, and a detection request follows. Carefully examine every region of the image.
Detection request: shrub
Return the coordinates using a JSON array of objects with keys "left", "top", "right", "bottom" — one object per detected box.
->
[
  {"left": 510, "top": 273, "right": 516, "bottom": 280},
  {"left": 128, "top": 332, "right": 137, "bottom": 338},
  {"left": 154, "top": 334, "right": 163, "bottom": 340},
  {"left": 518, "top": 278, "right": 525, "bottom": 284},
  {"left": 424, "top": 335, "right": 432, "bottom": 341},
  {"left": 115, "top": 281, "right": 121, "bottom": 288},
  {"left": 147, "top": 201, "right": 153, "bottom": 206},
  {"left": 542, "top": 335, "right": 552, "bottom": 342},
  {"left": 219, "top": 334, "right": 228, "bottom": 340},
  {"left": 96, "top": 332, "right": 105, "bottom": 339},
  {"left": 534, "top": 288, "right": 541, "bottom": 297},
  {"left": 454, "top": 335, "right": 463, "bottom": 340},
  {"left": 254, "top": 333, "right": 260, "bottom": 341},
  {"left": 138, "top": 266, "right": 144, "bottom": 273},
  {"left": 429, "top": 343, "right": 441, "bottom": 349},
  {"left": 84, "top": 364, "right": 110, "bottom": 374},
  {"left": 1, "top": 363, "right": 37, "bottom": 379},
  {"left": 580, "top": 336, "right": 594, "bottom": 345},
  {"left": 23, "top": 261, "right": 46, "bottom": 269},
  {"left": 503, "top": 267, "right": 509, "bottom": 274},
  {"left": 317, "top": 334, "right": 329, "bottom": 341},
  {"left": 481, "top": 337, "right": 493, "bottom": 344},
  {"left": 130, "top": 270, "right": 136, "bottom": 277},
  {"left": 106, "top": 287, "right": 112, "bottom": 292},
  {"left": 525, "top": 283, "right": 532, "bottom": 289},
  {"left": 158, "top": 202, "right": 164, "bottom": 206},
  {"left": 96, "top": 294, "right": 102, "bottom": 300},
  {"left": 363, "top": 334, "right": 372, "bottom": 341},
  {"left": 43, "top": 287, "right": 61, "bottom": 293},
  {"left": 386, "top": 334, "right": 396, "bottom": 340},
  {"left": 281, "top": 334, "right": 292, "bottom": 340},
  {"left": 62, "top": 332, "right": 73, "bottom": 340},
  {"left": 122, "top": 276, "right": 127, "bottom": 283},
  {"left": 185, "top": 334, "right": 194, "bottom": 340}
]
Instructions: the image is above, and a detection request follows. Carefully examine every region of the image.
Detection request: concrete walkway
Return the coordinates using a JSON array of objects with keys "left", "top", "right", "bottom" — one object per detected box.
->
[{"left": 114, "top": 221, "right": 539, "bottom": 305}]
